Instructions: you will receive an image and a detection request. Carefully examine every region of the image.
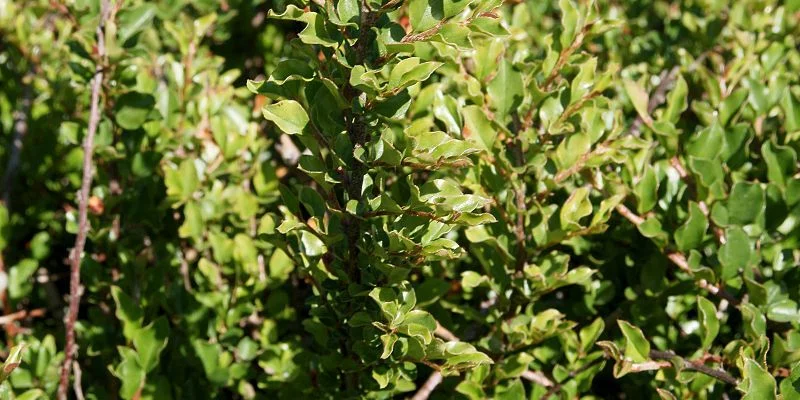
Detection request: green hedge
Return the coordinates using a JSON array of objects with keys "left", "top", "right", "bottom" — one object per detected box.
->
[{"left": 1, "top": 0, "right": 800, "bottom": 398}]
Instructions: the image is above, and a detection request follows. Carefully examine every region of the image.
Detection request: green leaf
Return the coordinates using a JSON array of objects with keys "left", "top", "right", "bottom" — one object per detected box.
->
[
  {"left": 560, "top": 187, "right": 592, "bottom": 230},
  {"left": 623, "top": 78, "right": 651, "bottom": 126},
  {"left": 114, "top": 92, "right": 155, "bottom": 130},
  {"left": 617, "top": 320, "right": 649, "bottom": 362},
  {"left": 767, "top": 299, "right": 800, "bottom": 323},
  {"left": 262, "top": 100, "right": 309, "bottom": 135},
  {"left": 133, "top": 317, "right": 170, "bottom": 373},
  {"left": 388, "top": 58, "right": 442, "bottom": 92},
  {"left": 727, "top": 182, "right": 764, "bottom": 225},
  {"left": 268, "top": 6, "right": 339, "bottom": 48},
  {"left": 462, "top": 105, "right": 496, "bottom": 151},
  {"left": 0, "top": 345, "right": 25, "bottom": 383},
  {"left": 300, "top": 231, "right": 326, "bottom": 257},
  {"left": 762, "top": 142, "right": 797, "bottom": 189},
  {"left": 117, "top": 4, "right": 157, "bottom": 43},
  {"left": 780, "top": 362, "right": 800, "bottom": 400},
  {"left": 740, "top": 358, "right": 777, "bottom": 400},
  {"left": 745, "top": 77, "right": 772, "bottom": 116},
  {"left": 113, "top": 347, "right": 145, "bottom": 399},
  {"left": 558, "top": 0, "right": 581, "bottom": 49},
  {"left": 539, "top": 96, "right": 564, "bottom": 133},
  {"left": 488, "top": 59, "right": 524, "bottom": 121},
  {"left": 111, "top": 286, "right": 143, "bottom": 340},
  {"left": 495, "top": 378, "right": 525, "bottom": 400},
  {"left": 719, "top": 227, "right": 752, "bottom": 280},
  {"left": 674, "top": 202, "right": 708, "bottom": 251},
  {"left": 634, "top": 165, "right": 658, "bottom": 213},
  {"left": 579, "top": 318, "right": 605, "bottom": 354},
  {"left": 696, "top": 297, "right": 719, "bottom": 350},
  {"left": 686, "top": 122, "right": 724, "bottom": 160},
  {"left": 781, "top": 88, "right": 800, "bottom": 132},
  {"left": 571, "top": 58, "right": 597, "bottom": 103},
  {"left": 165, "top": 159, "right": 199, "bottom": 203},
  {"left": 662, "top": 74, "right": 688, "bottom": 123}
]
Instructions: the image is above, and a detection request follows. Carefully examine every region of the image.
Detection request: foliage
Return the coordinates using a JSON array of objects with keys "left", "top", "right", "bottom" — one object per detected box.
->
[{"left": 0, "top": 0, "right": 799, "bottom": 398}]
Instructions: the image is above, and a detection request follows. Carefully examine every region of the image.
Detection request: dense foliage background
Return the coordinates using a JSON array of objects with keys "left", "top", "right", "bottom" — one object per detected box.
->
[{"left": 1, "top": 0, "right": 800, "bottom": 398}]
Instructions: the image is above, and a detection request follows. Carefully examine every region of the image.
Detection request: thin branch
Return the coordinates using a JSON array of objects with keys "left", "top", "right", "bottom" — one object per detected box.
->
[
  {"left": 410, "top": 371, "right": 443, "bottom": 400},
  {"left": 542, "top": 23, "right": 593, "bottom": 91},
  {"left": 363, "top": 209, "right": 450, "bottom": 223},
  {"left": 521, "top": 22, "right": 593, "bottom": 131},
  {"left": 649, "top": 350, "right": 739, "bottom": 386},
  {"left": 401, "top": 20, "right": 445, "bottom": 43},
  {"left": 58, "top": 1, "right": 111, "bottom": 399},
  {"left": 0, "top": 308, "right": 46, "bottom": 325},
  {"left": 72, "top": 361, "right": 86, "bottom": 400},
  {"left": 434, "top": 322, "right": 458, "bottom": 342},
  {"left": 521, "top": 370, "right": 555, "bottom": 387}
]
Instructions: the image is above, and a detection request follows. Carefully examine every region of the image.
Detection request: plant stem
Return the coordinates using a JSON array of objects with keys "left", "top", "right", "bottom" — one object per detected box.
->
[
  {"left": 410, "top": 371, "right": 443, "bottom": 400},
  {"left": 648, "top": 350, "right": 739, "bottom": 385},
  {"left": 58, "top": 1, "right": 110, "bottom": 398}
]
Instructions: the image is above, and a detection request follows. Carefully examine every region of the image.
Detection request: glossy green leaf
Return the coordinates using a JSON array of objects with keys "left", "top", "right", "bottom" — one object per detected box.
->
[{"left": 262, "top": 100, "right": 309, "bottom": 135}]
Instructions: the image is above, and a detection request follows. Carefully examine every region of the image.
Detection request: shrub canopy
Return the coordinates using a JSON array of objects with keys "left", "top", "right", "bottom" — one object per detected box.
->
[{"left": 1, "top": 0, "right": 800, "bottom": 398}]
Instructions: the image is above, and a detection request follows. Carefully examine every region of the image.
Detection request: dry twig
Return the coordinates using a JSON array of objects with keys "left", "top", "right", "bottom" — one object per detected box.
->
[{"left": 58, "top": 1, "right": 111, "bottom": 398}]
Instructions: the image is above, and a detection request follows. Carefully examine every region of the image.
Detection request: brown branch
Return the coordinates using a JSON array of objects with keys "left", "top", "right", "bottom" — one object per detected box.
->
[
  {"left": 649, "top": 350, "right": 739, "bottom": 386},
  {"left": 521, "top": 23, "right": 592, "bottom": 131},
  {"left": 58, "top": 1, "right": 111, "bottom": 399},
  {"left": 410, "top": 371, "right": 443, "bottom": 400},
  {"left": 0, "top": 308, "right": 46, "bottom": 325},
  {"left": 542, "top": 23, "right": 592, "bottom": 91},
  {"left": 401, "top": 20, "right": 445, "bottom": 43},
  {"left": 363, "top": 210, "right": 449, "bottom": 223},
  {"left": 434, "top": 322, "right": 458, "bottom": 342}
]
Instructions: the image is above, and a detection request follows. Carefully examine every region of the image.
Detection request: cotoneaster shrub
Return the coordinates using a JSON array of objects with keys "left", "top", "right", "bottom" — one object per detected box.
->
[{"left": 0, "top": 0, "right": 799, "bottom": 399}]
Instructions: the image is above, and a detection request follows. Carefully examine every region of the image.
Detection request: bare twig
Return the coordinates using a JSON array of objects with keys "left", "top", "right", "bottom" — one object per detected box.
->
[
  {"left": 401, "top": 20, "right": 445, "bottom": 43},
  {"left": 0, "top": 308, "right": 46, "bottom": 325},
  {"left": 434, "top": 322, "right": 458, "bottom": 342},
  {"left": 58, "top": 2, "right": 111, "bottom": 399},
  {"left": 521, "top": 370, "right": 555, "bottom": 387},
  {"left": 410, "top": 371, "right": 443, "bottom": 400},
  {"left": 72, "top": 361, "right": 85, "bottom": 400}
]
